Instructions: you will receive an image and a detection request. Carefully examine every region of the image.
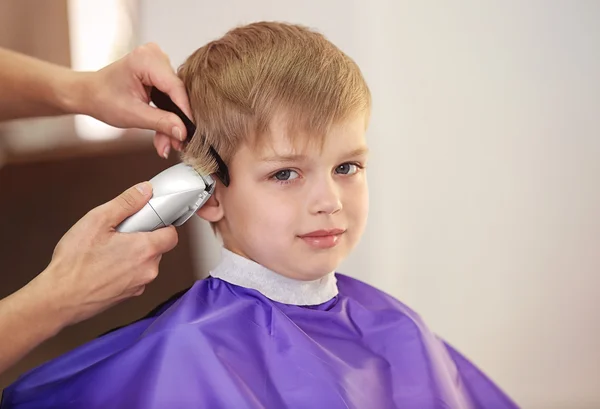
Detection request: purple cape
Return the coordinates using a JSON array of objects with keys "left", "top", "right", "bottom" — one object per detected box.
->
[{"left": 1, "top": 275, "right": 518, "bottom": 408}]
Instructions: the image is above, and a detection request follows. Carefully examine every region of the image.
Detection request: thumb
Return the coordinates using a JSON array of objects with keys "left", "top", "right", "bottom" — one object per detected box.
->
[
  {"left": 134, "top": 102, "right": 186, "bottom": 142},
  {"left": 106, "top": 182, "right": 153, "bottom": 225}
]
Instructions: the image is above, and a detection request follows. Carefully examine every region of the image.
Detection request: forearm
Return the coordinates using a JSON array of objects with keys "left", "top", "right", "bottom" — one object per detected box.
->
[
  {"left": 0, "top": 47, "right": 86, "bottom": 121},
  {"left": 0, "top": 272, "right": 67, "bottom": 375}
]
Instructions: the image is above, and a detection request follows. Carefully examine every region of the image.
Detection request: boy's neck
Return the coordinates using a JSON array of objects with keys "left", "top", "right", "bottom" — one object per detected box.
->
[{"left": 209, "top": 248, "right": 338, "bottom": 305}]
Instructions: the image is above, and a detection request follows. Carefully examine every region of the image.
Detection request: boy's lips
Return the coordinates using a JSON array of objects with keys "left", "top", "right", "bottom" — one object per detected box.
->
[
  {"left": 298, "top": 229, "right": 346, "bottom": 249},
  {"left": 300, "top": 229, "right": 346, "bottom": 237}
]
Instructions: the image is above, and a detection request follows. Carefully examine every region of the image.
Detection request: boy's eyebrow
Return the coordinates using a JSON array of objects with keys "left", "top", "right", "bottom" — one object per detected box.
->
[
  {"left": 259, "top": 146, "right": 370, "bottom": 163},
  {"left": 343, "top": 146, "right": 370, "bottom": 158},
  {"left": 259, "top": 153, "right": 309, "bottom": 163}
]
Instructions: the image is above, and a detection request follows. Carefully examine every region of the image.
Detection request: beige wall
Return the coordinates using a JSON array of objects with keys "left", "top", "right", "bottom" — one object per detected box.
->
[
  {"left": 139, "top": 1, "right": 600, "bottom": 408},
  {"left": 0, "top": 0, "right": 71, "bottom": 65}
]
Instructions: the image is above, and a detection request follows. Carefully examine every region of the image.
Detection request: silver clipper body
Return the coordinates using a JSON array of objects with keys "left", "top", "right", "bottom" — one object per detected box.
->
[{"left": 116, "top": 163, "right": 214, "bottom": 232}]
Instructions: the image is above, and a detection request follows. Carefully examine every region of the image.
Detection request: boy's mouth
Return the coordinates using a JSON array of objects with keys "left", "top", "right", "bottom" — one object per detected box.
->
[{"left": 298, "top": 229, "right": 346, "bottom": 249}]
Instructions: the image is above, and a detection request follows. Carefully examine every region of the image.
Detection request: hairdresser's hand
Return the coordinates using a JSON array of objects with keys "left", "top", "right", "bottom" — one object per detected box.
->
[
  {"left": 33, "top": 182, "right": 178, "bottom": 327},
  {"left": 76, "top": 43, "right": 193, "bottom": 159}
]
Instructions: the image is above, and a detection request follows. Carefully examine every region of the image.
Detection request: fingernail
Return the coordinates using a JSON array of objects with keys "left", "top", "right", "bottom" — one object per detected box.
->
[
  {"left": 172, "top": 126, "right": 183, "bottom": 141},
  {"left": 163, "top": 145, "right": 170, "bottom": 159},
  {"left": 135, "top": 182, "right": 151, "bottom": 196}
]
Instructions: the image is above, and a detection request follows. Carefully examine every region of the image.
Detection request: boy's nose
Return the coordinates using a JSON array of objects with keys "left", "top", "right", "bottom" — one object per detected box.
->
[{"left": 309, "top": 178, "right": 342, "bottom": 215}]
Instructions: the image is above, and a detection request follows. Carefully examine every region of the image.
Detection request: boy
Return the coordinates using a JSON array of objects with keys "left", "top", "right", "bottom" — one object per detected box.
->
[{"left": 1, "top": 22, "right": 519, "bottom": 409}]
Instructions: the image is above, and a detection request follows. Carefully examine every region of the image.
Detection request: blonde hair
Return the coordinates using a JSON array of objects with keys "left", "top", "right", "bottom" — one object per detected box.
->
[{"left": 177, "top": 21, "right": 371, "bottom": 175}]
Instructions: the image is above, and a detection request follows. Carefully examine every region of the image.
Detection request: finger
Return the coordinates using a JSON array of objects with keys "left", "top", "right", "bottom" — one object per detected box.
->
[
  {"left": 130, "top": 43, "right": 193, "bottom": 125},
  {"left": 146, "top": 70, "right": 193, "bottom": 120},
  {"left": 146, "top": 225, "right": 179, "bottom": 255},
  {"left": 171, "top": 139, "right": 183, "bottom": 152},
  {"left": 103, "top": 182, "right": 153, "bottom": 226},
  {"left": 153, "top": 132, "right": 172, "bottom": 158},
  {"left": 133, "top": 102, "right": 187, "bottom": 142}
]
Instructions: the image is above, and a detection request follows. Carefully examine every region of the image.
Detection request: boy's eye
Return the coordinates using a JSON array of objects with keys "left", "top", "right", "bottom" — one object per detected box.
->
[
  {"left": 273, "top": 169, "right": 299, "bottom": 181},
  {"left": 335, "top": 163, "right": 359, "bottom": 175}
]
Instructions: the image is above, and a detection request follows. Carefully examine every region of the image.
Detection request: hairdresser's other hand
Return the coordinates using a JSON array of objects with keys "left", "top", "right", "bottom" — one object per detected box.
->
[
  {"left": 32, "top": 182, "right": 178, "bottom": 327},
  {"left": 77, "top": 43, "right": 193, "bottom": 159}
]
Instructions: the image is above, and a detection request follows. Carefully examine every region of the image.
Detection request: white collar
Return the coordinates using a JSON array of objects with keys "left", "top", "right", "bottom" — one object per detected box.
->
[{"left": 209, "top": 248, "right": 338, "bottom": 306}]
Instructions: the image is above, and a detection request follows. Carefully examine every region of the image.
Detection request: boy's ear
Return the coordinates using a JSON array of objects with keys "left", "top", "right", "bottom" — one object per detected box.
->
[{"left": 195, "top": 191, "right": 224, "bottom": 222}]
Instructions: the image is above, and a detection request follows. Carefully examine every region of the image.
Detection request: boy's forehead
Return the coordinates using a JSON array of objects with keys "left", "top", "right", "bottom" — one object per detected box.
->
[
  {"left": 249, "top": 112, "right": 369, "bottom": 160},
  {"left": 254, "top": 132, "right": 317, "bottom": 159}
]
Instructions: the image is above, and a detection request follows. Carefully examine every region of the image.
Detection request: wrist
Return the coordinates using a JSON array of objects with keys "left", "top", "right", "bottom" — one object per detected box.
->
[
  {"left": 25, "top": 268, "right": 75, "bottom": 336},
  {"left": 51, "top": 69, "right": 91, "bottom": 116}
]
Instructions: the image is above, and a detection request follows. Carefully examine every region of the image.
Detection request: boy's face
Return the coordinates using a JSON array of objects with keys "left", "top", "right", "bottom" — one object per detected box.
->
[{"left": 203, "top": 113, "right": 369, "bottom": 281}]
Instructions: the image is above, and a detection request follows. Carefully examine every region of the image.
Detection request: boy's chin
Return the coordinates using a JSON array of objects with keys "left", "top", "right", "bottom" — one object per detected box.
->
[{"left": 285, "top": 253, "right": 345, "bottom": 281}]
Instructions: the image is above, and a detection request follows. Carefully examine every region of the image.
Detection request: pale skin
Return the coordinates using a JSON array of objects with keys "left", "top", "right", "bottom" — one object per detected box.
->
[
  {"left": 197, "top": 112, "right": 370, "bottom": 281},
  {"left": 0, "top": 43, "right": 191, "bottom": 375}
]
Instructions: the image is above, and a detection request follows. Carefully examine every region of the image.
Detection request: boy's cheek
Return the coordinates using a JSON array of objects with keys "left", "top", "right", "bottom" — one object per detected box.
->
[
  {"left": 230, "top": 194, "right": 293, "bottom": 230},
  {"left": 342, "top": 182, "right": 369, "bottom": 206}
]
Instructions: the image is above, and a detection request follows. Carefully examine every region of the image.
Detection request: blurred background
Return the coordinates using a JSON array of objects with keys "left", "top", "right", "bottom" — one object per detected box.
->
[{"left": 1, "top": 1, "right": 599, "bottom": 408}]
